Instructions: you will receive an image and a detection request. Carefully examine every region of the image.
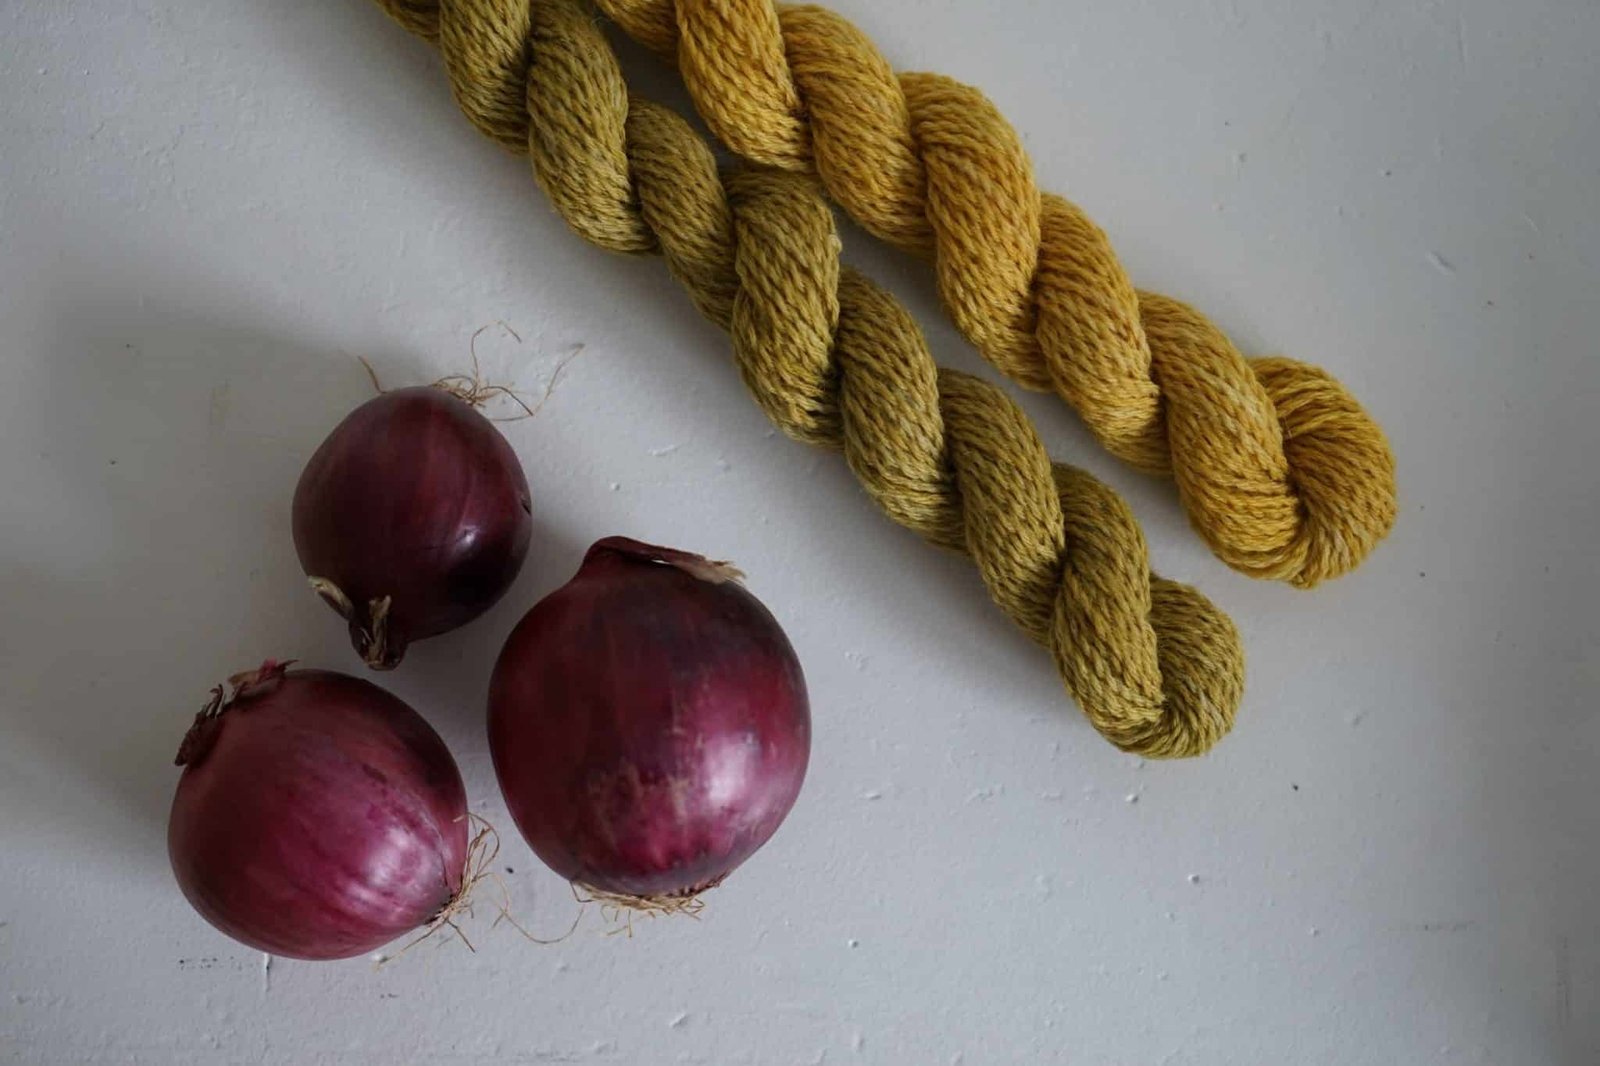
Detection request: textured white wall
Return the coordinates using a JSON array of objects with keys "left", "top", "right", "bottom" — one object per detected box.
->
[{"left": 2, "top": 1, "right": 1596, "bottom": 1062}]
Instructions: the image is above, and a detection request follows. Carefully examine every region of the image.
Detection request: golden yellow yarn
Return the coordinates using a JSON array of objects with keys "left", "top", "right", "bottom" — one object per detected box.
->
[
  {"left": 373, "top": 0, "right": 1246, "bottom": 757},
  {"left": 593, "top": 0, "right": 1399, "bottom": 589}
]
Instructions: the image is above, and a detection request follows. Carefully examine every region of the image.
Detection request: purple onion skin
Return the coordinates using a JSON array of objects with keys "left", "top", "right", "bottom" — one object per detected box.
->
[
  {"left": 293, "top": 386, "right": 532, "bottom": 669},
  {"left": 488, "top": 538, "right": 810, "bottom": 898},
  {"left": 168, "top": 664, "right": 469, "bottom": 960}
]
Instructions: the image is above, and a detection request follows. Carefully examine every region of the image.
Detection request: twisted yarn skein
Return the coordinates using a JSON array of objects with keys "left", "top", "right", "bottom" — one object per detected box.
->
[
  {"left": 372, "top": 0, "right": 1246, "bottom": 757},
  {"left": 592, "top": 0, "right": 1399, "bottom": 589}
]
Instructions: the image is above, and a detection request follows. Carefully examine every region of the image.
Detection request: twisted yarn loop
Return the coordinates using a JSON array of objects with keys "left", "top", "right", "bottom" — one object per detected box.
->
[
  {"left": 593, "top": 0, "right": 1399, "bottom": 588},
  {"left": 374, "top": 0, "right": 1245, "bottom": 756}
]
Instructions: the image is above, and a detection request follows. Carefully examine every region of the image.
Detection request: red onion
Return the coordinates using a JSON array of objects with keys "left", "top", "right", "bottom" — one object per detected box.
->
[
  {"left": 293, "top": 386, "right": 532, "bottom": 669},
  {"left": 488, "top": 538, "right": 810, "bottom": 901},
  {"left": 168, "top": 661, "right": 471, "bottom": 960}
]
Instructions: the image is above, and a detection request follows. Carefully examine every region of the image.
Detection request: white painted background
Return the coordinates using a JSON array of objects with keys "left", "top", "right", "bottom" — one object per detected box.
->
[{"left": 2, "top": 1, "right": 1596, "bottom": 1062}]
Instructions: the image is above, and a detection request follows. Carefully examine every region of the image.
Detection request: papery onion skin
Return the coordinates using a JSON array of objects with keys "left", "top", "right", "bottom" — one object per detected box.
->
[
  {"left": 488, "top": 537, "right": 810, "bottom": 899},
  {"left": 168, "top": 662, "right": 469, "bottom": 960},
  {"left": 292, "top": 386, "right": 532, "bottom": 669}
]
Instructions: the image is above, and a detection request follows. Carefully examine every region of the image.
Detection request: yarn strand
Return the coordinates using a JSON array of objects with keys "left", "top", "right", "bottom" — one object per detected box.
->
[
  {"left": 593, "top": 0, "right": 1399, "bottom": 588},
  {"left": 373, "top": 0, "right": 1246, "bottom": 757}
]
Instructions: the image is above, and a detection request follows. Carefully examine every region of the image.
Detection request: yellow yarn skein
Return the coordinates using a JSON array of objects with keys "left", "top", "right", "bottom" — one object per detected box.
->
[
  {"left": 593, "top": 0, "right": 1399, "bottom": 589},
  {"left": 373, "top": 0, "right": 1246, "bottom": 757}
]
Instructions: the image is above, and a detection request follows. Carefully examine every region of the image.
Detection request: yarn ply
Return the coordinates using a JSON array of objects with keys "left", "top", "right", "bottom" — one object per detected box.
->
[
  {"left": 373, "top": 0, "right": 1246, "bottom": 757},
  {"left": 594, "top": 0, "right": 1399, "bottom": 589}
]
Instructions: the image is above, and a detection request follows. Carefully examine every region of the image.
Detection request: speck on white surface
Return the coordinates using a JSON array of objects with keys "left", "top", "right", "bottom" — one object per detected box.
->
[{"left": 1, "top": 1, "right": 1597, "bottom": 1064}]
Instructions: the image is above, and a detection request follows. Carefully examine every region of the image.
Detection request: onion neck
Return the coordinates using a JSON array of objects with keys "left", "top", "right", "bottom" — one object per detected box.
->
[
  {"left": 174, "top": 660, "right": 292, "bottom": 767},
  {"left": 308, "top": 577, "right": 404, "bottom": 670},
  {"left": 585, "top": 536, "right": 745, "bottom": 585}
]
